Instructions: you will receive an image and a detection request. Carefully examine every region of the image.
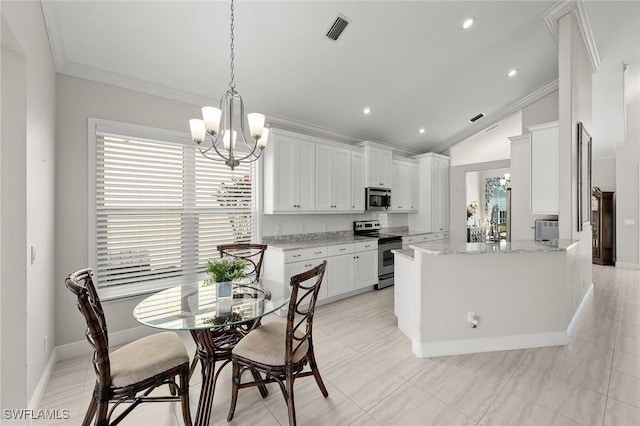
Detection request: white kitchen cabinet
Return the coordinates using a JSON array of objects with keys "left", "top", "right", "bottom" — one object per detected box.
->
[
  {"left": 285, "top": 259, "right": 328, "bottom": 302},
  {"left": 528, "top": 121, "right": 559, "bottom": 215},
  {"left": 327, "top": 252, "right": 354, "bottom": 297},
  {"left": 354, "top": 248, "right": 377, "bottom": 289},
  {"left": 263, "top": 130, "right": 315, "bottom": 213},
  {"left": 351, "top": 151, "right": 365, "bottom": 211},
  {"left": 360, "top": 142, "right": 393, "bottom": 188},
  {"left": 315, "top": 145, "right": 352, "bottom": 212},
  {"left": 408, "top": 153, "right": 450, "bottom": 232},
  {"left": 391, "top": 159, "right": 418, "bottom": 212}
]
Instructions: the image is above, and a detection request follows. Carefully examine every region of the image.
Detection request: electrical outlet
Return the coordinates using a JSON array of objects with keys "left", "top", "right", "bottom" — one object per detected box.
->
[
  {"left": 44, "top": 335, "right": 48, "bottom": 354},
  {"left": 31, "top": 246, "right": 36, "bottom": 265},
  {"left": 623, "top": 219, "right": 635, "bottom": 225}
]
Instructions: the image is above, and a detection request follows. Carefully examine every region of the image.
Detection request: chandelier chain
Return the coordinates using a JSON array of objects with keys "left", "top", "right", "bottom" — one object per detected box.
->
[{"left": 229, "top": 0, "right": 236, "bottom": 91}]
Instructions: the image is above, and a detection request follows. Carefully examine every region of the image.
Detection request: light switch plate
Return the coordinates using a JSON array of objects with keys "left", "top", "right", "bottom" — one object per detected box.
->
[{"left": 623, "top": 219, "right": 635, "bottom": 225}]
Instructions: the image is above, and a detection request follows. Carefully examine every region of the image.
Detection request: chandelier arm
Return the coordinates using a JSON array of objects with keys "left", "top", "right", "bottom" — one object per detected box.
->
[
  {"left": 198, "top": 147, "right": 228, "bottom": 162},
  {"left": 207, "top": 134, "right": 232, "bottom": 161}
]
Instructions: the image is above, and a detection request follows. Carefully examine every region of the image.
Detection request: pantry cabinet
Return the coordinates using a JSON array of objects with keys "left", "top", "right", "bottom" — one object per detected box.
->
[{"left": 408, "top": 153, "right": 449, "bottom": 232}]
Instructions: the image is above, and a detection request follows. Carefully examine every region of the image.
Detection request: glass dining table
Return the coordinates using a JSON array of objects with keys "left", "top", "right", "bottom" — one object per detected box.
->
[{"left": 133, "top": 277, "right": 290, "bottom": 426}]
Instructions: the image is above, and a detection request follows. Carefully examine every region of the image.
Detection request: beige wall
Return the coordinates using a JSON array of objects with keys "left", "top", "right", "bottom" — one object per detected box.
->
[
  {"left": 522, "top": 90, "right": 559, "bottom": 133},
  {"left": 615, "top": 101, "right": 640, "bottom": 266},
  {"left": 1, "top": 0, "right": 57, "bottom": 409},
  {"left": 558, "top": 11, "right": 593, "bottom": 312},
  {"left": 55, "top": 75, "right": 202, "bottom": 346}
]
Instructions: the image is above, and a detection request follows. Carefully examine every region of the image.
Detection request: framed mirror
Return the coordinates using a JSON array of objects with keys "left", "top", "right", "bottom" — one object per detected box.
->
[{"left": 577, "top": 122, "right": 592, "bottom": 232}]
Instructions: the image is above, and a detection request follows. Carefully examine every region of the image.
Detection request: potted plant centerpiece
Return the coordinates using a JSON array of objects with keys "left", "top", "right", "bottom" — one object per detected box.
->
[{"left": 205, "top": 258, "right": 247, "bottom": 298}]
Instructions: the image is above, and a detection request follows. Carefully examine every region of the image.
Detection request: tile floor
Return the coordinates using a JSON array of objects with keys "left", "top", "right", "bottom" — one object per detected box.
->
[{"left": 36, "top": 265, "right": 640, "bottom": 425}]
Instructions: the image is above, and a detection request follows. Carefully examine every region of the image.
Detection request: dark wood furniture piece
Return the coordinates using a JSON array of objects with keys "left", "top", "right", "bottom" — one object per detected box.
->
[
  {"left": 591, "top": 188, "right": 615, "bottom": 265},
  {"left": 133, "top": 277, "right": 290, "bottom": 426},
  {"left": 227, "top": 261, "right": 328, "bottom": 426},
  {"left": 65, "top": 268, "right": 192, "bottom": 426},
  {"left": 217, "top": 243, "right": 268, "bottom": 279}
]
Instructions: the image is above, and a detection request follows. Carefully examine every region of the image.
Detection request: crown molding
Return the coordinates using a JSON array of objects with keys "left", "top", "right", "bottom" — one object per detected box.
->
[
  {"left": 428, "top": 79, "right": 559, "bottom": 155},
  {"left": 543, "top": 1, "right": 600, "bottom": 72}
]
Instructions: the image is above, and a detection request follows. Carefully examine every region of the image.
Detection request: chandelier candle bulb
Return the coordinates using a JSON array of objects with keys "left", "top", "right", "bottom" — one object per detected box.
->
[
  {"left": 202, "top": 106, "right": 222, "bottom": 134},
  {"left": 247, "top": 113, "right": 266, "bottom": 139},
  {"left": 189, "top": 119, "right": 206, "bottom": 143},
  {"left": 257, "top": 128, "right": 269, "bottom": 148},
  {"left": 223, "top": 130, "right": 237, "bottom": 150}
]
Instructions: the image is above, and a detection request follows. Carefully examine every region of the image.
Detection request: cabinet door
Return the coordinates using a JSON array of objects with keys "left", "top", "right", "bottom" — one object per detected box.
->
[
  {"left": 432, "top": 159, "right": 449, "bottom": 231},
  {"left": 326, "top": 254, "right": 354, "bottom": 297},
  {"left": 530, "top": 123, "right": 559, "bottom": 214},
  {"left": 351, "top": 151, "right": 365, "bottom": 211},
  {"left": 296, "top": 141, "right": 316, "bottom": 211},
  {"left": 379, "top": 149, "right": 393, "bottom": 188},
  {"left": 273, "top": 135, "right": 297, "bottom": 211},
  {"left": 410, "top": 164, "right": 419, "bottom": 210},
  {"left": 355, "top": 250, "right": 378, "bottom": 289},
  {"left": 285, "top": 260, "right": 327, "bottom": 301},
  {"left": 315, "top": 144, "right": 332, "bottom": 211},
  {"left": 332, "top": 148, "right": 352, "bottom": 210}
]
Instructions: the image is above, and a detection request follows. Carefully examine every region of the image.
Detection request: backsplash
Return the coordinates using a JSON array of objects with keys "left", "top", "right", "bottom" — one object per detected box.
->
[{"left": 260, "top": 211, "right": 408, "bottom": 238}]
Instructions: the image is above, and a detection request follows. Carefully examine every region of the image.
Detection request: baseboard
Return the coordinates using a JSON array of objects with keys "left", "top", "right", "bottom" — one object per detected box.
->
[
  {"left": 56, "top": 325, "right": 158, "bottom": 360},
  {"left": 615, "top": 262, "right": 640, "bottom": 269},
  {"left": 412, "top": 331, "right": 569, "bottom": 358},
  {"left": 28, "top": 348, "right": 58, "bottom": 412},
  {"left": 567, "top": 283, "right": 594, "bottom": 336}
]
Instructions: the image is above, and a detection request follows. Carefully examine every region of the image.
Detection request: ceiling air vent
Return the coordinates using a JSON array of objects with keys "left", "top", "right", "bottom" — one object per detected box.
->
[
  {"left": 326, "top": 14, "right": 351, "bottom": 41},
  {"left": 469, "top": 113, "right": 485, "bottom": 123}
]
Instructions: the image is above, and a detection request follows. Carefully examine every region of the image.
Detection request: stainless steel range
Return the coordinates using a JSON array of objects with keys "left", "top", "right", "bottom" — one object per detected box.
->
[{"left": 353, "top": 220, "right": 402, "bottom": 289}]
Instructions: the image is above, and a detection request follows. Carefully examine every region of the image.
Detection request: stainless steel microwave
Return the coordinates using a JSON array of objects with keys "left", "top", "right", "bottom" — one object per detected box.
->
[{"left": 365, "top": 187, "right": 391, "bottom": 210}]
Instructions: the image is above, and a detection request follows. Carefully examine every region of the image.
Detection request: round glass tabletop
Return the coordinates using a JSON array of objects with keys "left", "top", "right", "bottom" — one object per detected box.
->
[{"left": 133, "top": 278, "right": 290, "bottom": 331}]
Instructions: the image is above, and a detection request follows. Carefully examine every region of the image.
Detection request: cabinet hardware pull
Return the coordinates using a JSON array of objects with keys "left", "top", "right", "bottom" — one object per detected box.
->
[
  {"left": 339, "top": 248, "right": 346, "bottom": 251},
  {"left": 293, "top": 254, "right": 301, "bottom": 258},
  {"left": 314, "top": 251, "right": 322, "bottom": 254}
]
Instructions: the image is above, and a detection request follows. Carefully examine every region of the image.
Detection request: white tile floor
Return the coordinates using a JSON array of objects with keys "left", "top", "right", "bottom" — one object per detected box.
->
[{"left": 37, "top": 265, "right": 640, "bottom": 425}]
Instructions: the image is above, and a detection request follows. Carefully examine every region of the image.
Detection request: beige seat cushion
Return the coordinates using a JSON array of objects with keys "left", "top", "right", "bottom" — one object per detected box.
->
[
  {"left": 232, "top": 321, "right": 308, "bottom": 366},
  {"left": 110, "top": 331, "right": 189, "bottom": 388}
]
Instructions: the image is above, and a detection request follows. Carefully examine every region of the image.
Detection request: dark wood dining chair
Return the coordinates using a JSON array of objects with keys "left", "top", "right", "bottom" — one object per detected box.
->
[
  {"left": 216, "top": 243, "right": 268, "bottom": 280},
  {"left": 65, "top": 268, "right": 192, "bottom": 426},
  {"left": 227, "top": 260, "right": 328, "bottom": 426}
]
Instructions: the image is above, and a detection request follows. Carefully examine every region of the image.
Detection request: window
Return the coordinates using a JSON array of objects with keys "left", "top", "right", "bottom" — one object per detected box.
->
[{"left": 89, "top": 119, "right": 257, "bottom": 300}]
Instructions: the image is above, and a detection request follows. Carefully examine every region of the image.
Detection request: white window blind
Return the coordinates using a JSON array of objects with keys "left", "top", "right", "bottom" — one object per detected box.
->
[{"left": 91, "top": 122, "right": 256, "bottom": 300}]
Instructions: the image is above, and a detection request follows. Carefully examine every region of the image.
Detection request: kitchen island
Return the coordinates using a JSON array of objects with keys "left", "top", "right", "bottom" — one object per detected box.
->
[{"left": 394, "top": 239, "right": 591, "bottom": 358}]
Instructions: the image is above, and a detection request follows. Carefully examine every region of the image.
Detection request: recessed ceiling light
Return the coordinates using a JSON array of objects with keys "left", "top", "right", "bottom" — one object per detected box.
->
[
  {"left": 363, "top": 107, "right": 371, "bottom": 115},
  {"left": 418, "top": 128, "right": 426, "bottom": 134},
  {"left": 507, "top": 69, "right": 518, "bottom": 77},
  {"left": 462, "top": 17, "right": 475, "bottom": 30}
]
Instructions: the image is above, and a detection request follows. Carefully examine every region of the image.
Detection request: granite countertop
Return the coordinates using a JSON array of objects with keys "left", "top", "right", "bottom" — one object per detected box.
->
[
  {"left": 406, "top": 239, "right": 579, "bottom": 256},
  {"left": 381, "top": 227, "right": 432, "bottom": 237},
  {"left": 262, "top": 232, "right": 376, "bottom": 251}
]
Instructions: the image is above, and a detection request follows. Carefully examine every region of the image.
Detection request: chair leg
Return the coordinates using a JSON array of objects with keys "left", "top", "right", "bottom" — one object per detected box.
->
[
  {"left": 179, "top": 369, "right": 192, "bottom": 426},
  {"left": 251, "top": 369, "right": 269, "bottom": 398},
  {"left": 226, "top": 362, "right": 241, "bottom": 422},
  {"left": 95, "top": 400, "right": 109, "bottom": 426},
  {"left": 308, "top": 350, "right": 329, "bottom": 397},
  {"left": 285, "top": 372, "right": 297, "bottom": 426},
  {"left": 81, "top": 386, "right": 98, "bottom": 426}
]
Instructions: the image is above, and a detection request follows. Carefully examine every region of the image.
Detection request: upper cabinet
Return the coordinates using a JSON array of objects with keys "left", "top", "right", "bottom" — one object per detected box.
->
[
  {"left": 351, "top": 151, "right": 365, "bottom": 211},
  {"left": 528, "top": 121, "right": 559, "bottom": 215},
  {"left": 408, "top": 153, "right": 450, "bottom": 232},
  {"left": 315, "top": 145, "right": 353, "bottom": 212},
  {"left": 391, "top": 159, "right": 419, "bottom": 212},
  {"left": 360, "top": 142, "right": 393, "bottom": 188},
  {"left": 263, "top": 129, "right": 365, "bottom": 214},
  {"left": 263, "top": 130, "right": 316, "bottom": 214}
]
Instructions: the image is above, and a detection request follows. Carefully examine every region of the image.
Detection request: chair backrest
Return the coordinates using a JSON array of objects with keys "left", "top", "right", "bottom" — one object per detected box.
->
[
  {"left": 65, "top": 268, "right": 112, "bottom": 387},
  {"left": 217, "top": 243, "right": 268, "bottom": 280},
  {"left": 285, "top": 260, "right": 327, "bottom": 365}
]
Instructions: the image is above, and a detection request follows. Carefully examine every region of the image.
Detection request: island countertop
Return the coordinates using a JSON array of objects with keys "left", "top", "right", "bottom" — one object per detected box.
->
[{"left": 395, "top": 239, "right": 579, "bottom": 259}]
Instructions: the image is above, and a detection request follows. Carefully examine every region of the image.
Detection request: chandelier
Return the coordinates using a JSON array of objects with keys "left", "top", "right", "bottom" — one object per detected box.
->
[{"left": 189, "top": 0, "right": 268, "bottom": 170}]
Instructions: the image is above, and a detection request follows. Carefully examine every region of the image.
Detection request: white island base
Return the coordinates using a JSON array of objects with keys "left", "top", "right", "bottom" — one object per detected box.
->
[{"left": 394, "top": 240, "right": 592, "bottom": 358}]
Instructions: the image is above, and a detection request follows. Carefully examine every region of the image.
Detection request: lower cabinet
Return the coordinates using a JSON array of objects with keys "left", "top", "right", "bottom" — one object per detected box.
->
[
  {"left": 263, "top": 241, "right": 378, "bottom": 307},
  {"left": 284, "top": 259, "right": 328, "bottom": 301}
]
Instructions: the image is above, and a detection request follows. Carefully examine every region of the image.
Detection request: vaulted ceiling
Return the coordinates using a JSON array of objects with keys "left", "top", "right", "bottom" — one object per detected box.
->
[{"left": 42, "top": 1, "right": 639, "bottom": 158}]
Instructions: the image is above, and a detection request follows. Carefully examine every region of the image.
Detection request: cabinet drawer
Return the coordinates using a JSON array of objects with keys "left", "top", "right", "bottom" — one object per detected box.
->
[
  {"left": 284, "top": 247, "right": 327, "bottom": 263},
  {"left": 354, "top": 240, "right": 377, "bottom": 252},
  {"left": 327, "top": 243, "right": 354, "bottom": 257},
  {"left": 402, "top": 236, "right": 419, "bottom": 245},
  {"left": 433, "top": 231, "right": 449, "bottom": 240},
  {"left": 421, "top": 234, "right": 435, "bottom": 242}
]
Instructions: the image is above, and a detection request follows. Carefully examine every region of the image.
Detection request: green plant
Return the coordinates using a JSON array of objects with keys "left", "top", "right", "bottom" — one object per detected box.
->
[{"left": 206, "top": 258, "right": 247, "bottom": 282}]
